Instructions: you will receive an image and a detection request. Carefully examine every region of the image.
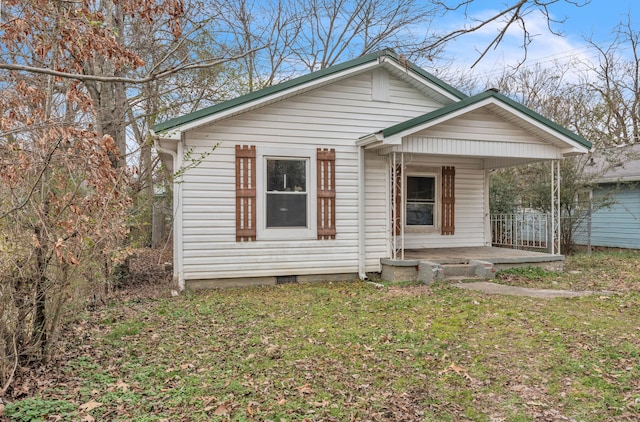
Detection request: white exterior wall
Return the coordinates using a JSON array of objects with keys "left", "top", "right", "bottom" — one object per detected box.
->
[
  {"left": 382, "top": 109, "right": 562, "bottom": 162},
  {"left": 180, "top": 71, "right": 443, "bottom": 280},
  {"left": 401, "top": 159, "right": 487, "bottom": 249},
  {"left": 363, "top": 151, "right": 389, "bottom": 271},
  {"left": 362, "top": 154, "right": 487, "bottom": 265}
]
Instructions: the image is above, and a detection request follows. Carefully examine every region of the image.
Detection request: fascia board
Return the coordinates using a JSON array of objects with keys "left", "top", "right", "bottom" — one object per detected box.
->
[
  {"left": 356, "top": 132, "right": 384, "bottom": 147},
  {"left": 488, "top": 99, "right": 591, "bottom": 153},
  {"left": 151, "top": 128, "right": 181, "bottom": 141}
]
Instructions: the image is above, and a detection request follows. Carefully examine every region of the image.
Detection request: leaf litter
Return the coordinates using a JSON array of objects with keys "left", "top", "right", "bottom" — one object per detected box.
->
[{"left": 3, "top": 251, "right": 640, "bottom": 421}]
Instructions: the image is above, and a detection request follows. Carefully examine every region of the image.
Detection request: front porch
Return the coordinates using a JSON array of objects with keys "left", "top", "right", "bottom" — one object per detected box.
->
[{"left": 380, "top": 246, "right": 564, "bottom": 283}]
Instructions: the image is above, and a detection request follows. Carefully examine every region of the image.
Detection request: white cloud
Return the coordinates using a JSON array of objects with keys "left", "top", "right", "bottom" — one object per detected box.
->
[{"left": 435, "top": 7, "right": 599, "bottom": 82}]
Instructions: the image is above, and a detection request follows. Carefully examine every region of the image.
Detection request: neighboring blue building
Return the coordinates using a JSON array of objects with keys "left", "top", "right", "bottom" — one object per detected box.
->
[{"left": 575, "top": 146, "right": 640, "bottom": 249}]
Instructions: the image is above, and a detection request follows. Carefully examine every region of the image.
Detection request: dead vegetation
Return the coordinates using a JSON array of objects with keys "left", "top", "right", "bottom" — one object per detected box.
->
[{"left": 1, "top": 251, "right": 639, "bottom": 421}]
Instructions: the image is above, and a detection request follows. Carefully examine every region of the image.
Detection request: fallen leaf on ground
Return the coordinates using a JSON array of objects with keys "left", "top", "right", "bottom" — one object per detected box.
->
[
  {"left": 296, "top": 384, "right": 314, "bottom": 394},
  {"left": 247, "top": 401, "right": 260, "bottom": 416},
  {"left": 115, "top": 380, "right": 130, "bottom": 392},
  {"left": 439, "top": 363, "right": 473, "bottom": 381},
  {"left": 213, "top": 403, "right": 230, "bottom": 415},
  {"left": 79, "top": 400, "right": 103, "bottom": 412}
]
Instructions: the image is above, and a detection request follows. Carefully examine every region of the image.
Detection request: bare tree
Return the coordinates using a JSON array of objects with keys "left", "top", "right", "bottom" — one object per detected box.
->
[
  {"left": 584, "top": 16, "right": 640, "bottom": 147},
  {"left": 431, "top": 0, "right": 591, "bottom": 68}
]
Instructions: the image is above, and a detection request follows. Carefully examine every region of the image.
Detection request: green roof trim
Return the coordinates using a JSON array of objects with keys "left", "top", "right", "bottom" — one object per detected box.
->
[
  {"left": 152, "top": 49, "right": 467, "bottom": 133},
  {"left": 382, "top": 89, "right": 592, "bottom": 150}
]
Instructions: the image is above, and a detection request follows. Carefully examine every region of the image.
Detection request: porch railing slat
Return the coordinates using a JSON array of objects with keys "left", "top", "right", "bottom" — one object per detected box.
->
[{"left": 490, "top": 212, "right": 549, "bottom": 251}]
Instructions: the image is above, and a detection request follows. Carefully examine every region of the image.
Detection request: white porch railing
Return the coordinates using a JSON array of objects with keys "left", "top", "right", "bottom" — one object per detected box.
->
[{"left": 491, "top": 212, "right": 550, "bottom": 251}]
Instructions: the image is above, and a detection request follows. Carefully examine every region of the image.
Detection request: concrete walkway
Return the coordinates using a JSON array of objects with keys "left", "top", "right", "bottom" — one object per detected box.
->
[{"left": 452, "top": 281, "right": 601, "bottom": 298}]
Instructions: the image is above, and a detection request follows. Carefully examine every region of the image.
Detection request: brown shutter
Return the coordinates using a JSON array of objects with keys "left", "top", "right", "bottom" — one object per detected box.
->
[
  {"left": 441, "top": 166, "right": 455, "bottom": 235},
  {"left": 236, "top": 145, "right": 256, "bottom": 241},
  {"left": 317, "top": 148, "right": 336, "bottom": 239}
]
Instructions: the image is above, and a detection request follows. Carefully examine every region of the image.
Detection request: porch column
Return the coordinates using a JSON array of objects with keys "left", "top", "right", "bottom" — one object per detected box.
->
[
  {"left": 550, "top": 159, "right": 561, "bottom": 255},
  {"left": 390, "top": 152, "right": 405, "bottom": 260}
]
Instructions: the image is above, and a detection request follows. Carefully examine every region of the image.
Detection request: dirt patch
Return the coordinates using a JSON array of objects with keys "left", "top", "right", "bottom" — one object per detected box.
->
[
  {"left": 382, "top": 280, "right": 614, "bottom": 299},
  {"left": 384, "top": 284, "right": 432, "bottom": 297},
  {"left": 452, "top": 281, "right": 609, "bottom": 298}
]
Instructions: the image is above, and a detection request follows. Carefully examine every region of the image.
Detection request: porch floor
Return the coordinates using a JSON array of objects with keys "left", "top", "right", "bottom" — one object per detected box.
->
[
  {"left": 402, "top": 246, "right": 563, "bottom": 265},
  {"left": 379, "top": 247, "right": 564, "bottom": 283}
]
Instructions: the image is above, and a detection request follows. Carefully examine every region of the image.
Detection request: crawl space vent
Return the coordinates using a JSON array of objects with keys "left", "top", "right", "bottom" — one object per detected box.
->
[{"left": 276, "top": 275, "right": 298, "bottom": 285}]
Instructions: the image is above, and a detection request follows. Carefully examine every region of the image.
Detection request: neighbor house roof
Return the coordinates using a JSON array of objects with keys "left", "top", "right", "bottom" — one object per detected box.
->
[
  {"left": 587, "top": 144, "right": 640, "bottom": 183},
  {"left": 152, "top": 49, "right": 467, "bottom": 134}
]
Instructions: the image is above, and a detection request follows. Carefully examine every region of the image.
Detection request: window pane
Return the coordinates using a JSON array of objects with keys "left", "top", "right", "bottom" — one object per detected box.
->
[
  {"left": 407, "top": 176, "right": 434, "bottom": 200},
  {"left": 266, "top": 193, "right": 307, "bottom": 227},
  {"left": 267, "top": 160, "right": 306, "bottom": 192},
  {"left": 407, "top": 203, "right": 434, "bottom": 225}
]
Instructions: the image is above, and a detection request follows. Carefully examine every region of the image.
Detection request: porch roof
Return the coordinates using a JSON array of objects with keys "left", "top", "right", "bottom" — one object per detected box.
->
[{"left": 357, "top": 89, "right": 592, "bottom": 158}]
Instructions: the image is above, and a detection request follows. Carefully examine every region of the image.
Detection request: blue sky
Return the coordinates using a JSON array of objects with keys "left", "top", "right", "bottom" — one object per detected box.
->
[{"left": 434, "top": 0, "right": 640, "bottom": 80}]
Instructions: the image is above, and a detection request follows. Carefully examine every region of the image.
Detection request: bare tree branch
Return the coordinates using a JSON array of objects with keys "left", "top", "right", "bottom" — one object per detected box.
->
[
  {"left": 429, "top": 0, "right": 590, "bottom": 68},
  {"left": 0, "top": 48, "right": 265, "bottom": 84}
]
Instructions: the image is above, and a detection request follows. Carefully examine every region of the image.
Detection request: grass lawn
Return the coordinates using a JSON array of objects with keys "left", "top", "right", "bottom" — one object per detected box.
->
[{"left": 3, "top": 251, "right": 640, "bottom": 421}]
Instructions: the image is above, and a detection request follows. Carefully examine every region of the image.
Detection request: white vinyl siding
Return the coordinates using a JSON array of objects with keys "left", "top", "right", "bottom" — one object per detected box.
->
[
  {"left": 381, "top": 109, "right": 562, "bottom": 161},
  {"left": 361, "top": 156, "right": 487, "bottom": 256},
  {"left": 403, "top": 166, "right": 486, "bottom": 248},
  {"left": 180, "top": 71, "right": 442, "bottom": 280},
  {"left": 363, "top": 151, "right": 389, "bottom": 271},
  {"left": 421, "top": 109, "right": 545, "bottom": 143}
]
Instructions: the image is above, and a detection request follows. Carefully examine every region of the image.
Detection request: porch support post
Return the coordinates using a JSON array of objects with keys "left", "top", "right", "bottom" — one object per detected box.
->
[
  {"left": 400, "top": 152, "right": 405, "bottom": 260},
  {"left": 550, "top": 159, "right": 561, "bottom": 255},
  {"left": 390, "top": 152, "right": 405, "bottom": 260},
  {"left": 391, "top": 152, "right": 397, "bottom": 260}
]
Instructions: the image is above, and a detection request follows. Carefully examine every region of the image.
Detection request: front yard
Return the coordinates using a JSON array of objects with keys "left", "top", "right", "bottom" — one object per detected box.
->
[{"left": 3, "top": 251, "right": 640, "bottom": 421}]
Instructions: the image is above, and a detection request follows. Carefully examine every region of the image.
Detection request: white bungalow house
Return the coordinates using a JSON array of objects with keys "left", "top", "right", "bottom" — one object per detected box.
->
[{"left": 152, "top": 50, "right": 591, "bottom": 289}]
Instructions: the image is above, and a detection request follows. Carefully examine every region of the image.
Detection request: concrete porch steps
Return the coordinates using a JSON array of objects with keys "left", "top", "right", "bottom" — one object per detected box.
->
[
  {"left": 381, "top": 258, "right": 496, "bottom": 284},
  {"left": 441, "top": 263, "right": 476, "bottom": 277}
]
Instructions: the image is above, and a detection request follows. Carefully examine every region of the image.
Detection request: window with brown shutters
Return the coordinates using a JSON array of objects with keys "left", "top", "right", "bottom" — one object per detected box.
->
[
  {"left": 441, "top": 166, "right": 455, "bottom": 235},
  {"left": 317, "top": 148, "right": 336, "bottom": 239},
  {"left": 235, "top": 145, "right": 256, "bottom": 241}
]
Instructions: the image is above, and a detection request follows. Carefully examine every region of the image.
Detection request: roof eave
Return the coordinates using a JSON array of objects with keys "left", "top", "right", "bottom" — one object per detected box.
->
[
  {"left": 151, "top": 128, "right": 181, "bottom": 141},
  {"left": 154, "top": 58, "right": 382, "bottom": 133},
  {"left": 382, "top": 92, "right": 592, "bottom": 154},
  {"left": 152, "top": 49, "right": 468, "bottom": 134}
]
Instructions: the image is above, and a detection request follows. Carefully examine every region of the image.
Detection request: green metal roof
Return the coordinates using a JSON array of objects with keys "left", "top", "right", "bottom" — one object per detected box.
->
[
  {"left": 152, "top": 49, "right": 467, "bottom": 133},
  {"left": 382, "top": 89, "right": 592, "bottom": 150}
]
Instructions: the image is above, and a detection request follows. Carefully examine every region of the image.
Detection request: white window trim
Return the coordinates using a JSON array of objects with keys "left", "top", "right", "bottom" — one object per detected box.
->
[
  {"left": 257, "top": 146, "right": 317, "bottom": 240},
  {"left": 404, "top": 170, "right": 440, "bottom": 234}
]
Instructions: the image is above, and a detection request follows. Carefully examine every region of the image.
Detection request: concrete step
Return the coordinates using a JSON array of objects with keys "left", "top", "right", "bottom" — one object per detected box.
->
[
  {"left": 418, "top": 259, "right": 496, "bottom": 284},
  {"left": 380, "top": 258, "right": 497, "bottom": 283},
  {"left": 441, "top": 263, "right": 475, "bottom": 278}
]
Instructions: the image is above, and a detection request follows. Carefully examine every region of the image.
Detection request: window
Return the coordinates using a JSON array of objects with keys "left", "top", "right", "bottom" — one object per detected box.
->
[
  {"left": 406, "top": 175, "right": 436, "bottom": 226},
  {"left": 394, "top": 167, "right": 454, "bottom": 235},
  {"left": 256, "top": 147, "right": 317, "bottom": 240},
  {"left": 266, "top": 159, "right": 308, "bottom": 227}
]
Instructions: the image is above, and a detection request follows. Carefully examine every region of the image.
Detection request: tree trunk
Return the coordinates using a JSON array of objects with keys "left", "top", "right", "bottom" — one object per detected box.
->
[{"left": 32, "top": 225, "right": 48, "bottom": 358}]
